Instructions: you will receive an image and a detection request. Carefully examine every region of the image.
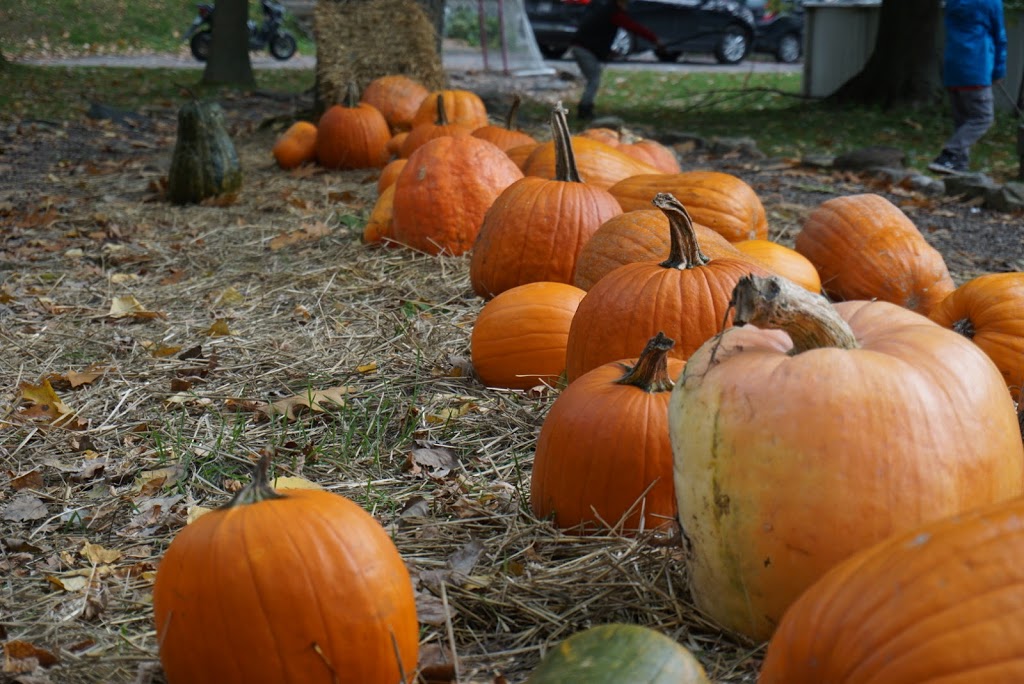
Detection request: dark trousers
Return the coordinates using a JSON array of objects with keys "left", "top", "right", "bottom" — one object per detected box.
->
[{"left": 942, "top": 86, "right": 995, "bottom": 161}]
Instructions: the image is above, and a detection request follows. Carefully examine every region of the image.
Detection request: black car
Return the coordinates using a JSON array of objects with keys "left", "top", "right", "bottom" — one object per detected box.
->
[
  {"left": 748, "top": 0, "right": 804, "bottom": 63},
  {"left": 526, "top": 0, "right": 758, "bottom": 65}
]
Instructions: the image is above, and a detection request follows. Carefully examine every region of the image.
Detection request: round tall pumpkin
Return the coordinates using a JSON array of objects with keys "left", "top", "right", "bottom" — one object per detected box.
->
[
  {"left": 399, "top": 94, "right": 474, "bottom": 159},
  {"left": 411, "top": 88, "right": 489, "bottom": 130},
  {"left": 390, "top": 135, "right": 523, "bottom": 256},
  {"left": 471, "top": 281, "right": 587, "bottom": 389},
  {"left": 794, "top": 193, "right": 955, "bottom": 315},
  {"left": 531, "top": 332, "right": 685, "bottom": 533},
  {"left": 761, "top": 495, "right": 1024, "bottom": 683},
  {"left": 470, "top": 103, "right": 623, "bottom": 299},
  {"left": 607, "top": 171, "right": 768, "bottom": 241},
  {"left": 316, "top": 84, "right": 391, "bottom": 170},
  {"left": 360, "top": 74, "right": 429, "bottom": 133},
  {"left": 564, "top": 193, "right": 771, "bottom": 382},
  {"left": 153, "top": 455, "right": 419, "bottom": 683},
  {"left": 167, "top": 99, "right": 242, "bottom": 205},
  {"left": 669, "top": 274, "right": 1024, "bottom": 641},
  {"left": 928, "top": 271, "right": 1024, "bottom": 399},
  {"left": 521, "top": 126, "right": 661, "bottom": 190}
]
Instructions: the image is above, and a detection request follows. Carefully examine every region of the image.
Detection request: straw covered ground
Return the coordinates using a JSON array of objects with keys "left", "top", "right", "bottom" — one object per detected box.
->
[{"left": 1, "top": 72, "right": 1022, "bottom": 684}]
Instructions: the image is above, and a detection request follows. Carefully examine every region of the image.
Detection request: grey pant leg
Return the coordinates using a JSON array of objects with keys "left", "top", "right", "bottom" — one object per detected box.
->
[
  {"left": 943, "top": 87, "right": 995, "bottom": 160},
  {"left": 572, "top": 46, "right": 604, "bottom": 109}
]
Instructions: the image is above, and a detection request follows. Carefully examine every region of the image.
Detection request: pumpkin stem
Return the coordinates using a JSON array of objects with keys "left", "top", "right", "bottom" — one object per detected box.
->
[
  {"left": 344, "top": 82, "right": 360, "bottom": 109},
  {"left": 551, "top": 101, "right": 583, "bottom": 184},
  {"left": 730, "top": 274, "right": 860, "bottom": 354},
  {"left": 614, "top": 332, "right": 676, "bottom": 393},
  {"left": 434, "top": 94, "right": 449, "bottom": 127},
  {"left": 221, "top": 452, "right": 284, "bottom": 509},
  {"left": 504, "top": 94, "right": 522, "bottom": 131},
  {"left": 952, "top": 317, "right": 976, "bottom": 339},
  {"left": 652, "top": 193, "right": 710, "bottom": 270}
]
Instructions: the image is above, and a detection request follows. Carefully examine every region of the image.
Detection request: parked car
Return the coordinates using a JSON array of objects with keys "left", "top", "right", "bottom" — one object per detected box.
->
[
  {"left": 748, "top": 0, "right": 804, "bottom": 63},
  {"left": 526, "top": 0, "right": 758, "bottom": 65}
]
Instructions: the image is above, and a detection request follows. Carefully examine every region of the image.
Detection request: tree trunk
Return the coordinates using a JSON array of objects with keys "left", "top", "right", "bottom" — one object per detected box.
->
[
  {"left": 420, "top": 0, "right": 447, "bottom": 54},
  {"left": 829, "top": 0, "right": 942, "bottom": 108},
  {"left": 203, "top": 0, "right": 256, "bottom": 86}
]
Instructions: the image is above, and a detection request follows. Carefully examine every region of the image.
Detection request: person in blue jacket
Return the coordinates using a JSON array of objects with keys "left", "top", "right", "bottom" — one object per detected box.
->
[
  {"left": 929, "top": 0, "right": 1007, "bottom": 175},
  {"left": 570, "top": 0, "right": 660, "bottom": 120}
]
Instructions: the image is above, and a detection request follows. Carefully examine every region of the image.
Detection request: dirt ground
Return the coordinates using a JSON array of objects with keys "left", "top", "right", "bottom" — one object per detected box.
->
[{"left": 1, "top": 68, "right": 1023, "bottom": 684}]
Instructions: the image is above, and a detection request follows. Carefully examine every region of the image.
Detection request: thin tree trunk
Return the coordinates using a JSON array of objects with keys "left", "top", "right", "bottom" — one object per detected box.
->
[
  {"left": 830, "top": 0, "right": 942, "bottom": 108},
  {"left": 203, "top": 0, "right": 256, "bottom": 86}
]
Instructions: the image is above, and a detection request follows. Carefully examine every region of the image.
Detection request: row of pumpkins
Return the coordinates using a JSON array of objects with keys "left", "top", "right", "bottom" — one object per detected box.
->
[{"left": 151, "top": 75, "right": 1024, "bottom": 683}]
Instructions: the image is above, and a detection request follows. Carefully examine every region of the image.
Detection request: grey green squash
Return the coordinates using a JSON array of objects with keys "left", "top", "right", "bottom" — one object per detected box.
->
[
  {"left": 167, "top": 100, "right": 242, "bottom": 205},
  {"left": 528, "top": 623, "right": 710, "bottom": 683}
]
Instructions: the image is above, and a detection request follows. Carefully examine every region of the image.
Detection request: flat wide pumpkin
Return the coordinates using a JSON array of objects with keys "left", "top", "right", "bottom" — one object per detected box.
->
[{"left": 669, "top": 275, "right": 1024, "bottom": 641}]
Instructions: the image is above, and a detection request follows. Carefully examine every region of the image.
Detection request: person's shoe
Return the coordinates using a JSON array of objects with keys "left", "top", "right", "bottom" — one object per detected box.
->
[
  {"left": 928, "top": 150, "right": 968, "bottom": 175},
  {"left": 576, "top": 104, "right": 594, "bottom": 121}
]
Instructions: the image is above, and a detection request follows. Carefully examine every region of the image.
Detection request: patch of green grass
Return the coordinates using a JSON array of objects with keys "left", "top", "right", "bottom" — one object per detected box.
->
[{"left": 0, "top": 63, "right": 314, "bottom": 120}]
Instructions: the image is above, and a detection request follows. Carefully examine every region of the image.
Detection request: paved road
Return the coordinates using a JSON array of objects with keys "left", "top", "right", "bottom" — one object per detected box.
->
[{"left": 15, "top": 46, "right": 802, "bottom": 75}]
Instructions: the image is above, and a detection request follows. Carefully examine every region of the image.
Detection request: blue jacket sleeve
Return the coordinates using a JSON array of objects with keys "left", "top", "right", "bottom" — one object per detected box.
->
[{"left": 991, "top": 2, "right": 1007, "bottom": 81}]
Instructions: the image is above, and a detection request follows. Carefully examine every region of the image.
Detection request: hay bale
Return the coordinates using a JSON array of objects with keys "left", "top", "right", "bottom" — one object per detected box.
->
[{"left": 314, "top": 0, "right": 448, "bottom": 111}]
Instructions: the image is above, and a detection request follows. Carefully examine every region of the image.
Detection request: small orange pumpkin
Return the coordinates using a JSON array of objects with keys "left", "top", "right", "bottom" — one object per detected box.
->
[
  {"left": 272, "top": 120, "right": 318, "bottom": 169},
  {"left": 471, "top": 281, "right": 587, "bottom": 389},
  {"left": 316, "top": 84, "right": 391, "bottom": 170},
  {"left": 411, "top": 88, "right": 489, "bottom": 130},
  {"left": 472, "top": 94, "right": 538, "bottom": 152},
  {"left": 399, "top": 94, "right": 474, "bottom": 159}
]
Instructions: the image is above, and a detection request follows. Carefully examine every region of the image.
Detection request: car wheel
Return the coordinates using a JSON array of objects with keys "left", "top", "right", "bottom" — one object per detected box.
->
[
  {"left": 655, "top": 48, "right": 680, "bottom": 63},
  {"left": 609, "top": 28, "right": 634, "bottom": 60},
  {"left": 714, "top": 24, "right": 750, "bottom": 65},
  {"left": 539, "top": 44, "right": 567, "bottom": 59},
  {"left": 776, "top": 33, "right": 801, "bottom": 63}
]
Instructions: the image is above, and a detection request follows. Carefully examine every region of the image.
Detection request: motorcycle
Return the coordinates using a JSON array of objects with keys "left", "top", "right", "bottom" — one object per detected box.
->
[{"left": 183, "top": 0, "right": 298, "bottom": 62}]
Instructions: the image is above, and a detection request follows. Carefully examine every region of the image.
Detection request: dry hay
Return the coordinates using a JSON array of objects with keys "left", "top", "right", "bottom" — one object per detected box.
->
[
  {"left": 0, "top": 97, "right": 763, "bottom": 683},
  {"left": 314, "top": 0, "right": 448, "bottom": 109}
]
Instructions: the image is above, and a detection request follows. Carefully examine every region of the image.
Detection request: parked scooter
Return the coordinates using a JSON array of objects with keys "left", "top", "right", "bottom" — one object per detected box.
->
[{"left": 183, "top": 0, "right": 297, "bottom": 62}]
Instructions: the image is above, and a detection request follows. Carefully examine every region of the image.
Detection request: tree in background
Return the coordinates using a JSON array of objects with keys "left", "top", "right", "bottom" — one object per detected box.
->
[
  {"left": 830, "top": 0, "right": 942, "bottom": 107},
  {"left": 203, "top": 0, "right": 255, "bottom": 86}
]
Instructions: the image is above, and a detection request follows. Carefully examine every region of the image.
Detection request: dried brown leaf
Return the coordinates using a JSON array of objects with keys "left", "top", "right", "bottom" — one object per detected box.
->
[{"left": 257, "top": 385, "right": 357, "bottom": 420}]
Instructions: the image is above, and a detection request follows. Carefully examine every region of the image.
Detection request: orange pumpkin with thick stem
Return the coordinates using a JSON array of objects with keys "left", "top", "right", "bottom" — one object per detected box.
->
[
  {"left": 760, "top": 495, "right": 1024, "bottom": 683},
  {"left": 522, "top": 127, "right": 661, "bottom": 190},
  {"left": 272, "top": 121, "right": 318, "bottom": 169},
  {"left": 411, "top": 88, "right": 489, "bottom": 130},
  {"left": 733, "top": 239, "right": 821, "bottom": 293},
  {"left": 316, "top": 84, "right": 391, "bottom": 170},
  {"left": 564, "top": 193, "right": 771, "bottom": 382},
  {"left": 360, "top": 74, "right": 429, "bottom": 132},
  {"left": 399, "top": 94, "right": 474, "bottom": 159},
  {"left": 153, "top": 454, "right": 419, "bottom": 684},
  {"left": 471, "top": 281, "right": 586, "bottom": 389},
  {"left": 608, "top": 171, "right": 768, "bottom": 241},
  {"left": 669, "top": 274, "right": 1024, "bottom": 642},
  {"left": 928, "top": 271, "right": 1024, "bottom": 399},
  {"left": 390, "top": 135, "right": 523, "bottom": 256},
  {"left": 472, "top": 94, "right": 538, "bottom": 152},
  {"left": 470, "top": 103, "right": 623, "bottom": 299},
  {"left": 531, "top": 331, "right": 685, "bottom": 533},
  {"left": 794, "top": 193, "right": 955, "bottom": 315},
  {"left": 572, "top": 208, "right": 750, "bottom": 291}
]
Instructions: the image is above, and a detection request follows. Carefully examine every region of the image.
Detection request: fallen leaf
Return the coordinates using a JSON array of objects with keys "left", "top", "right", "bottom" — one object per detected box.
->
[
  {"left": 257, "top": 385, "right": 357, "bottom": 420},
  {"left": 210, "top": 286, "right": 245, "bottom": 307},
  {"left": 46, "top": 575, "right": 89, "bottom": 592},
  {"left": 66, "top": 363, "right": 110, "bottom": 388},
  {"left": 186, "top": 506, "right": 213, "bottom": 524},
  {"left": 108, "top": 295, "right": 164, "bottom": 320},
  {"left": 204, "top": 318, "right": 234, "bottom": 337},
  {"left": 17, "top": 379, "right": 74, "bottom": 425},
  {"left": 3, "top": 493, "right": 48, "bottom": 522},
  {"left": 268, "top": 221, "right": 331, "bottom": 251},
  {"left": 425, "top": 402, "right": 475, "bottom": 425},
  {"left": 405, "top": 447, "right": 459, "bottom": 479},
  {"left": 3, "top": 639, "right": 59, "bottom": 672},
  {"left": 272, "top": 475, "right": 323, "bottom": 491},
  {"left": 9, "top": 470, "right": 44, "bottom": 491},
  {"left": 356, "top": 361, "right": 378, "bottom": 373},
  {"left": 80, "top": 541, "right": 121, "bottom": 565}
]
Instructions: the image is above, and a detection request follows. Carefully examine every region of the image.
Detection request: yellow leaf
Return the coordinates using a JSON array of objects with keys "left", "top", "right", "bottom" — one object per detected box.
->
[
  {"left": 108, "top": 295, "right": 164, "bottom": 320},
  {"left": 205, "top": 319, "right": 234, "bottom": 337},
  {"left": 80, "top": 541, "right": 122, "bottom": 565},
  {"left": 258, "top": 385, "right": 357, "bottom": 420},
  {"left": 211, "top": 286, "right": 245, "bottom": 307},
  {"left": 273, "top": 475, "right": 323, "bottom": 491},
  {"left": 17, "top": 379, "right": 74, "bottom": 424},
  {"left": 357, "top": 361, "right": 378, "bottom": 373},
  {"left": 186, "top": 505, "right": 213, "bottom": 524}
]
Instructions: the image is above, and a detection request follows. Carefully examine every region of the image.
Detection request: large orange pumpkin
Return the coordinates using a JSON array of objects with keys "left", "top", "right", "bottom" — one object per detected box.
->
[
  {"left": 564, "top": 193, "right": 771, "bottom": 382},
  {"left": 153, "top": 455, "right": 419, "bottom": 683},
  {"left": 471, "top": 281, "right": 587, "bottom": 389},
  {"left": 572, "top": 208, "right": 748, "bottom": 291},
  {"left": 470, "top": 104, "right": 623, "bottom": 299},
  {"left": 669, "top": 274, "right": 1024, "bottom": 641},
  {"left": 390, "top": 136, "right": 523, "bottom": 256},
  {"left": 794, "top": 193, "right": 955, "bottom": 315},
  {"left": 531, "top": 332, "right": 685, "bottom": 533},
  {"left": 928, "top": 271, "right": 1024, "bottom": 399},
  {"left": 760, "top": 495, "right": 1024, "bottom": 683},
  {"left": 316, "top": 85, "right": 391, "bottom": 170},
  {"left": 608, "top": 171, "right": 768, "bottom": 241}
]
